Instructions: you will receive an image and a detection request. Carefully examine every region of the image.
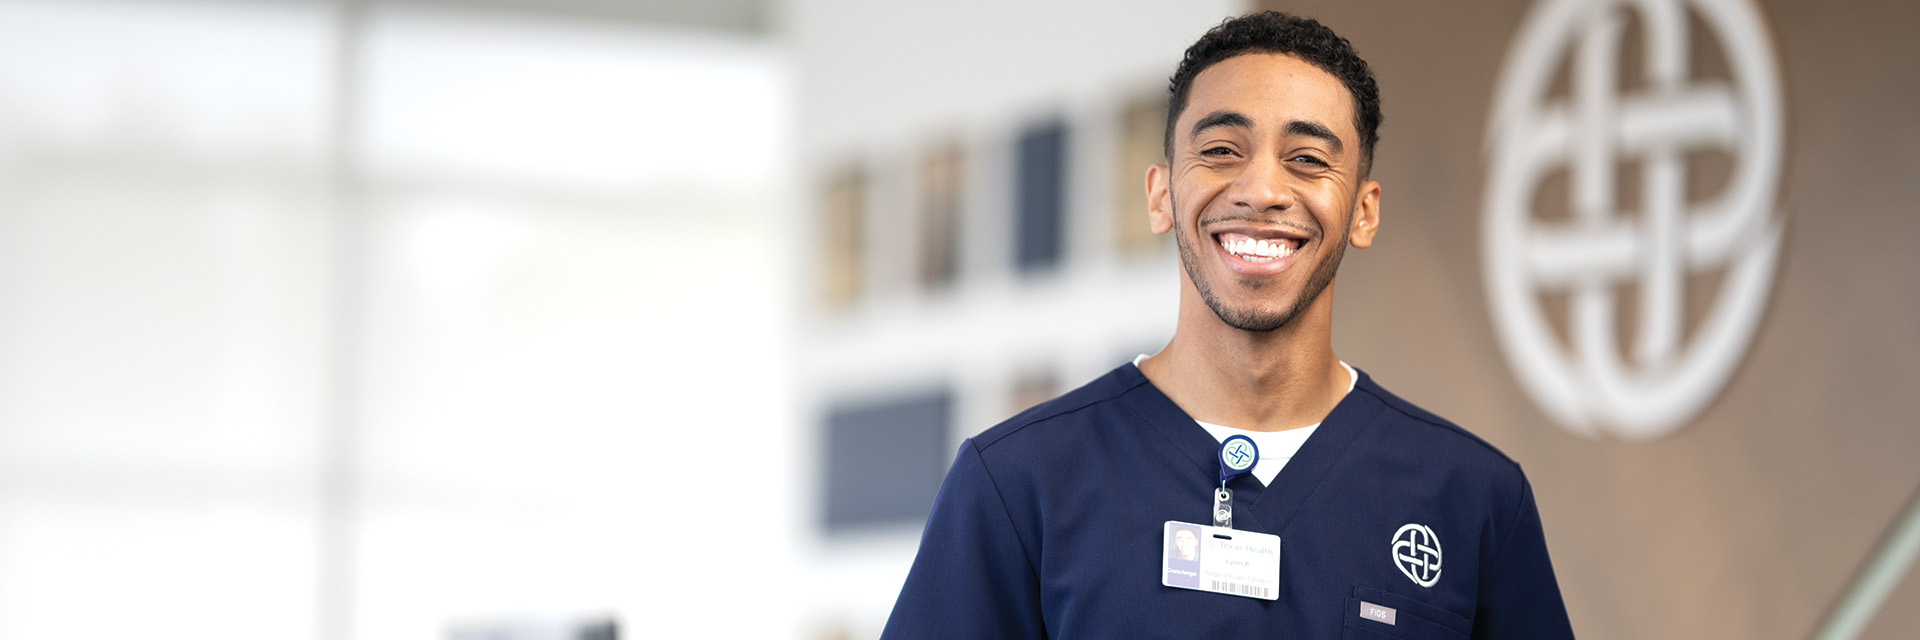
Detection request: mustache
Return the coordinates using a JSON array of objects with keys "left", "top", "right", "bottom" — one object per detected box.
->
[{"left": 1200, "top": 213, "right": 1323, "bottom": 240}]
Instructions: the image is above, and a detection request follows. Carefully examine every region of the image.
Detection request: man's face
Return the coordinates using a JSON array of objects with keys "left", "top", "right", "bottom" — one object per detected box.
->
[
  {"left": 1148, "top": 53, "right": 1380, "bottom": 333},
  {"left": 1174, "top": 529, "right": 1199, "bottom": 560}
]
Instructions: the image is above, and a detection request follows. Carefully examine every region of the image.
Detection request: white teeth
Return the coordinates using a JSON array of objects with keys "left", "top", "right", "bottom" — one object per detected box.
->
[{"left": 1224, "top": 237, "right": 1293, "bottom": 259}]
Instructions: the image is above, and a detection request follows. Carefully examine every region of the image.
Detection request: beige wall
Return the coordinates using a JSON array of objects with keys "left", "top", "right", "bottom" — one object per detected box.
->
[{"left": 1255, "top": 1, "right": 1920, "bottom": 638}]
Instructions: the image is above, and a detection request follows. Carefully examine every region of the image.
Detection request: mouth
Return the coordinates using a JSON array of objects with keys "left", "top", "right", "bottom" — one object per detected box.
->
[{"left": 1211, "top": 228, "right": 1307, "bottom": 276}]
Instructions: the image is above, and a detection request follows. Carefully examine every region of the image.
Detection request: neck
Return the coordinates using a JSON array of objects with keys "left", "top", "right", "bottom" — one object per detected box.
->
[{"left": 1139, "top": 286, "right": 1350, "bottom": 432}]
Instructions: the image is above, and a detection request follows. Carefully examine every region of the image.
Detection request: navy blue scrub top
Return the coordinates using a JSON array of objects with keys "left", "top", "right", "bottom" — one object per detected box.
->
[{"left": 881, "top": 363, "right": 1575, "bottom": 639}]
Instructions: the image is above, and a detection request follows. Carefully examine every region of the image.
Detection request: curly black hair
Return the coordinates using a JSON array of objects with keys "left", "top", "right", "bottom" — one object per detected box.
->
[{"left": 1165, "top": 11, "right": 1382, "bottom": 176}]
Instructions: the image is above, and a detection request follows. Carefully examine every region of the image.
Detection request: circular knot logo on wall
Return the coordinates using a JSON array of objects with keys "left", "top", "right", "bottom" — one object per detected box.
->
[
  {"left": 1481, "top": 0, "right": 1786, "bottom": 440},
  {"left": 1392, "top": 524, "right": 1442, "bottom": 588}
]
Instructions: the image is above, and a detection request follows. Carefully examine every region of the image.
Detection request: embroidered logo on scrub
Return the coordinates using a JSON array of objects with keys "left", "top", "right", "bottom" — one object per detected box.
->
[{"left": 1392, "top": 523, "right": 1443, "bottom": 587}]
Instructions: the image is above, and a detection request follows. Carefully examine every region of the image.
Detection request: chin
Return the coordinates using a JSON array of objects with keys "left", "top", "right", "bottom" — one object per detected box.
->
[{"left": 1209, "top": 301, "right": 1300, "bottom": 333}]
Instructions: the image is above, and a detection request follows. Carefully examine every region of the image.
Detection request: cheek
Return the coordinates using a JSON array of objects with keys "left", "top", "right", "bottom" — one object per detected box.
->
[
  {"left": 1307, "top": 193, "right": 1351, "bottom": 229},
  {"left": 1174, "top": 180, "right": 1226, "bottom": 225}
]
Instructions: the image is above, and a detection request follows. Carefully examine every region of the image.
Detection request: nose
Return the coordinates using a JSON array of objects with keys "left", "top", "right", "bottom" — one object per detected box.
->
[{"left": 1228, "top": 154, "right": 1296, "bottom": 213}]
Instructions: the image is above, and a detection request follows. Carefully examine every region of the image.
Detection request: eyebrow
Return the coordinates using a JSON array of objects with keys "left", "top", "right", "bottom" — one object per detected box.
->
[
  {"left": 1188, "top": 110, "right": 1253, "bottom": 140},
  {"left": 1285, "top": 119, "right": 1345, "bottom": 154},
  {"left": 1188, "top": 109, "right": 1347, "bottom": 154}
]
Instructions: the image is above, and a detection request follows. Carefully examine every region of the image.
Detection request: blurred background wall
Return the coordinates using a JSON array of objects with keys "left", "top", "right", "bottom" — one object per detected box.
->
[{"left": 1, "top": 0, "right": 1916, "bottom": 639}]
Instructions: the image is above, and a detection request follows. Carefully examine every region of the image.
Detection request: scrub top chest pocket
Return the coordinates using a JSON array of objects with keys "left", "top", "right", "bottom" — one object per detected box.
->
[{"left": 1341, "top": 585, "right": 1471, "bottom": 639}]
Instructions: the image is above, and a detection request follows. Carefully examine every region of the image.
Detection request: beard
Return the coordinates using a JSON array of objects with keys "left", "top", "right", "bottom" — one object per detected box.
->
[{"left": 1170, "top": 190, "right": 1350, "bottom": 333}]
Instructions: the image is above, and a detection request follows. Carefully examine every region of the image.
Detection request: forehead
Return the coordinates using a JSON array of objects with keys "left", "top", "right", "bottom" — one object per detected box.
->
[{"left": 1181, "top": 53, "right": 1357, "bottom": 143}]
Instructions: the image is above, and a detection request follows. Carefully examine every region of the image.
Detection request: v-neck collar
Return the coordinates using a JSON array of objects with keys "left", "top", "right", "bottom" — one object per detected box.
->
[{"left": 1116, "top": 361, "right": 1385, "bottom": 535}]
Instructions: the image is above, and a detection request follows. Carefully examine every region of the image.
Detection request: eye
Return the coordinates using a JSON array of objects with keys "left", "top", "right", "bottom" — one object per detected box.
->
[
  {"left": 1201, "top": 146, "right": 1237, "bottom": 157},
  {"left": 1290, "top": 154, "right": 1329, "bottom": 167}
]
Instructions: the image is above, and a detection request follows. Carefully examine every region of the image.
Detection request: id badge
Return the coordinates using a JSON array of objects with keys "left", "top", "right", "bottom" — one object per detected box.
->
[{"left": 1161, "top": 521, "right": 1280, "bottom": 600}]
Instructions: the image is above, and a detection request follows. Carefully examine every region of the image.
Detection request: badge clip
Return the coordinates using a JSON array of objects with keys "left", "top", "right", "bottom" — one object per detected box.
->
[{"left": 1214, "top": 435, "right": 1258, "bottom": 529}]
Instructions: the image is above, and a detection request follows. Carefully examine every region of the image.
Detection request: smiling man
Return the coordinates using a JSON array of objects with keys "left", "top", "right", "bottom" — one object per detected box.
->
[{"left": 882, "top": 12, "right": 1574, "bottom": 639}]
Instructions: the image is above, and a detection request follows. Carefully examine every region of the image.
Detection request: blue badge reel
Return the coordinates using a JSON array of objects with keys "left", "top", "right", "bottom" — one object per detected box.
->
[
  {"left": 1219, "top": 434, "right": 1258, "bottom": 486},
  {"left": 1213, "top": 435, "right": 1258, "bottom": 529}
]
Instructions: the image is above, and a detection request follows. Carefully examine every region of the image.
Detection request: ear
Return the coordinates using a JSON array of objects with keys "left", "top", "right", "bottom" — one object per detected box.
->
[
  {"left": 1347, "top": 179, "right": 1381, "bottom": 248},
  {"left": 1147, "top": 164, "right": 1173, "bottom": 235}
]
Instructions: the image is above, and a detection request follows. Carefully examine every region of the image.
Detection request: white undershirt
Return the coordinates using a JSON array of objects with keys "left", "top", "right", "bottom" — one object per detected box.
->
[{"left": 1134, "top": 355, "right": 1358, "bottom": 486}]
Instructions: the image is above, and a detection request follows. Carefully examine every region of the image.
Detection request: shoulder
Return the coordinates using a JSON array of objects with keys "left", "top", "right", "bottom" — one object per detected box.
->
[
  {"left": 1349, "top": 370, "right": 1546, "bottom": 557},
  {"left": 940, "top": 365, "right": 1167, "bottom": 534},
  {"left": 1351, "top": 369, "right": 1527, "bottom": 482},
  {"left": 969, "top": 364, "right": 1148, "bottom": 454}
]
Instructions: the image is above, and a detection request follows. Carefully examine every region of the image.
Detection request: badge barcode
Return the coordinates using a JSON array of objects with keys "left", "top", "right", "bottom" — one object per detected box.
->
[{"left": 1209, "top": 580, "right": 1270, "bottom": 598}]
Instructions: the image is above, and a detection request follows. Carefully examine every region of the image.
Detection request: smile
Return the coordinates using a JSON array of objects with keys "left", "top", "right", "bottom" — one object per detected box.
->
[
  {"left": 1219, "top": 233, "right": 1296, "bottom": 261},
  {"left": 1212, "top": 230, "right": 1305, "bottom": 276}
]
